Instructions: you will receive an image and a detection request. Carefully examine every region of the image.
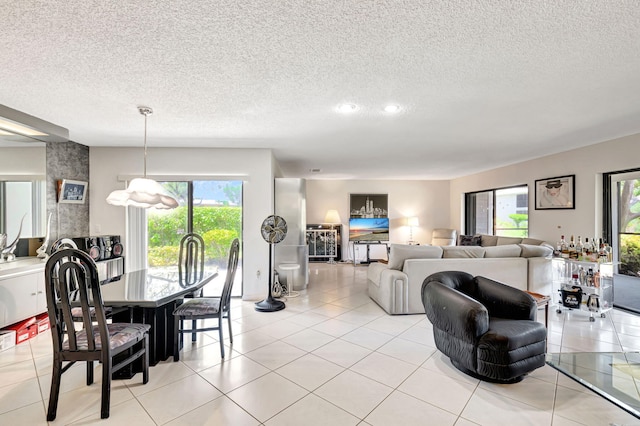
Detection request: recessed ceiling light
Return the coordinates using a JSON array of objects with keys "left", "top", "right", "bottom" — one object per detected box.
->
[
  {"left": 384, "top": 104, "right": 401, "bottom": 113},
  {"left": 337, "top": 103, "right": 359, "bottom": 113}
]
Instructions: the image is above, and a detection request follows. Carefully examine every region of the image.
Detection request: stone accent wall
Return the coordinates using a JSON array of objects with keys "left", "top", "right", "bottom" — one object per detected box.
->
[{"left": 46, "top": 141, "right": 90, "bottom": 239}]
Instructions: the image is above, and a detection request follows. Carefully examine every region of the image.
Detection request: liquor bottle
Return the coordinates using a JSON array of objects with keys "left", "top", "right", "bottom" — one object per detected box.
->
[
  {"left": 575, "top": 236, "right": 583, "bottom": 259},
  {"left": 568, "top": 235, "right": 577, "bottom": 259},
  {"left": 557, "top": 235, "right": 567, "bottom": 257},
  {"left": 560, "top": 235, "right": 570, "bottom": 258}
]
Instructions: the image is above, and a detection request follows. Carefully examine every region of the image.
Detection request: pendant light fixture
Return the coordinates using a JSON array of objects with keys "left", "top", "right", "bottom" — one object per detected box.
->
[{"left": 106, "top": 106, "right": 179, "bottom": 209}]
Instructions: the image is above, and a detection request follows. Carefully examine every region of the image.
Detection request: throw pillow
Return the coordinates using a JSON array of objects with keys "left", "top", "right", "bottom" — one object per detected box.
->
[{"left": 458, "top": 234, "right": 482, "bottom": 246}]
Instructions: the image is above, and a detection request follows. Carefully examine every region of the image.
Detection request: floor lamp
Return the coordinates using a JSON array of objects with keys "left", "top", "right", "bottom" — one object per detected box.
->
[{"left": 324, "top": 209, "right": 341, "bottom": 264}]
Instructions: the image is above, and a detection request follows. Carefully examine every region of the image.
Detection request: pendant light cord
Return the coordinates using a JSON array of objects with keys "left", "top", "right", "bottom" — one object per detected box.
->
[
  {"left": 138, "top": 106, "right": 153, "bottom": 179},
  {"left": 143, "top": 111, "right": 148, "bottom": 178}
]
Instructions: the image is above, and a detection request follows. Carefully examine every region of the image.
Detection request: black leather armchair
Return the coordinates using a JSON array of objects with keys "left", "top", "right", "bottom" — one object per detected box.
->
[{"left": 422, "top": 271, "right": 546, "bottom": 383}]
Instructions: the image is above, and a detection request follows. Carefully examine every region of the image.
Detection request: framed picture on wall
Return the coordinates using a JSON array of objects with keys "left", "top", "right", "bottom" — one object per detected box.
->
[
  {"left": 534, "top": 175, "right": 575, "bottom": 210},
  {"left": 349, "top": 194, "right": 388, "bottom": 218},
  {"left": 58, "top": 179, "right": 88, "bottom": 204}
]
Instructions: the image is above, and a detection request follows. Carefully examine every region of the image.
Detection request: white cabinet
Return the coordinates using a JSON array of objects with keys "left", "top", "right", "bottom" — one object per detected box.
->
[{"left": 0, "top": 262, "right": 46, "bottom": 328}]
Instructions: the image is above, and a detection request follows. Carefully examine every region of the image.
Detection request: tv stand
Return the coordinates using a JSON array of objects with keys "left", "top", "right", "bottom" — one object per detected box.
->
[{"left": 352, "top": 241, "right": 389, "bottom": 265}]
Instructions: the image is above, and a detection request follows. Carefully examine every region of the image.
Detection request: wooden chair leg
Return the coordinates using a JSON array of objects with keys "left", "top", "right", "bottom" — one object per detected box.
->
[
  {"left": 191, "top": 319, "right": 197, "bottom": 342},
  {"left": 100, "top": 357, "right": 112, "bottom": 419},
  {"left": 47, "top": 358, "right": 62, "bottom": 421},
  {"left": 227, "top": 312, "right": 233, "bottom": 344}
]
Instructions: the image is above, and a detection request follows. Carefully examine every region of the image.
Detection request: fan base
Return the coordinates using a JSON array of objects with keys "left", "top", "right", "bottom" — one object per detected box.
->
[{"left": 255, "top": 297, "right": 285, "bottom": 312}]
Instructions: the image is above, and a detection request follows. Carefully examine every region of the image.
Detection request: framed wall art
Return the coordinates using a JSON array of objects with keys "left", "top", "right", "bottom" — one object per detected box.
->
[
  {"left": 534, "top": 175, "right": 574, "bottom": 210},
  {"left": 349, "top": 193, "right": 388, "bottom": 218},
  {"left": 57, "top": 179, "right": 88, "bottom": 204}
]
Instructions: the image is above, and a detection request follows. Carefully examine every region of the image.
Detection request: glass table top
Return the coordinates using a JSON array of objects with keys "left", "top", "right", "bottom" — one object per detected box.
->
[{"left": 546, "top": 352, "right": 640, "bottom": 419}]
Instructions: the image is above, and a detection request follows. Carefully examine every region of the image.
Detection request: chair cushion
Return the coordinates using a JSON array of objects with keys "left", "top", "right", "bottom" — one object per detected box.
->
[
  {"left": 64, "top": 323, "right": 150, "bottom": 351},
  {"left": 71, "top": 306, "right": 112, "bottom": 319},
  {"left": 174, "top": 298, "right": 222, "bottom": 317},
  {"left": 476, "top": 318, "right": 546, "bottom": 381},
  {"left": 477, "top": 318, "right": 546, "bottom": 363}
]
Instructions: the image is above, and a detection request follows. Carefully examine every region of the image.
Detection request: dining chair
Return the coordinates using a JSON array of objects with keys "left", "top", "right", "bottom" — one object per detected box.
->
[
  {"left": 173, "top": 238, "right": 240, "bottom": 360},
  {"left": 179, "top": 232, "right": 205, "bottom": 287},
  {"left": 178, "top": 233, "right": 205, "bottom": 342},
  {"left": 44, "top": 248, "right": 150, "bottom": 420}
]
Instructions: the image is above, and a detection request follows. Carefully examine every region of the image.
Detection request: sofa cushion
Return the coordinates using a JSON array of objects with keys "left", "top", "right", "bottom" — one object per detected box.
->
[
  {"left": 458, "top": 234, "right": 482, "bottom": 246},
  {"left": 521, "top": 237, "right": 544, "bottom": 246},
  {"left": 519, "top": 244, "right": 553, "bottom": 258},
  {"left": 480, "top": 235, "right": 499, "bottom": 247},
  {"left": 442, "top": 246, "right": 486, "bottom": 258},
  {"left": 497, "top": 236, "right": 523, "bottom": 245},
  {"left": 484, "top": 244, "right": 522, "bottom": 258},
  {"left": 388, "top": 244, "right": 443, "bottom": 270}
]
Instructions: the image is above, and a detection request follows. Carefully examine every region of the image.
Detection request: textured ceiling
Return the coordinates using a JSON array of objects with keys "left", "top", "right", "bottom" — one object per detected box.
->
[{"left": 1, "top": 1, "right": 639, "bottom": 179}]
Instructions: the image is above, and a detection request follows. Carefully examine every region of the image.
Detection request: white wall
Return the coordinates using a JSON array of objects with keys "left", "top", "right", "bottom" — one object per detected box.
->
[
  {"left": 306, "top": 179, "right": 450, "bottom": 261},
  {"left": 0, "top": 146, "right": 46, "bottom": 176},
  {"left": 450, "top": 133, "right": 640, "bottom": 244},
  {"left": 89, "top": 147, "right": 275, "bottom": 300}
]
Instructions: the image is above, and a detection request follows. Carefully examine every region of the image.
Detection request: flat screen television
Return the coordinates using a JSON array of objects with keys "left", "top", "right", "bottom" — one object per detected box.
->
[{"left": 349, "top": 218, "right": 389, "bottom": 242}]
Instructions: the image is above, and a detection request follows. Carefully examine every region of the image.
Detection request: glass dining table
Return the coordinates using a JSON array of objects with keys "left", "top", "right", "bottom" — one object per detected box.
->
[{"left": 99, "top": 268, "right": 218, "bottom": 377}]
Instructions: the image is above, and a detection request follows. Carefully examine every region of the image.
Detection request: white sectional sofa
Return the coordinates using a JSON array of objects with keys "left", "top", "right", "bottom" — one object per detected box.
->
[{"left": 367, "top": 236, "right": 554, "bottom": 315}]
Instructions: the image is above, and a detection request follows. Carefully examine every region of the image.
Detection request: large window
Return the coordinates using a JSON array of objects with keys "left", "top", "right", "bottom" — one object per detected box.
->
[
  {"left": 465, "top": 185, "right": 528, "bottom": 237},
  {"left": 147, "top": 180, "right": 243, "bottom": 296}
]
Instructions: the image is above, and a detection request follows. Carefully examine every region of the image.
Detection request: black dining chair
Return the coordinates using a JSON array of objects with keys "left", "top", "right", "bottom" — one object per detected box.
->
[
  {"left": 178, "top": 233, "right": 205, "bottom": 342},
  {"left": 44, "top": 248, "right": 150, "bottom": 420},
  {"left": 173, "top": 238, "right": 240, "bottom": 360},
  {"left": 179, "top": 232, "right": 205, "bottom": 287}
]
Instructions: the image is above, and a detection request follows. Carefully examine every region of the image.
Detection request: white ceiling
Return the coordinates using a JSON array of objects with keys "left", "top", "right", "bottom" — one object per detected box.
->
[{"left": 1, "top": 1, "right": 639, "bottom": 180}]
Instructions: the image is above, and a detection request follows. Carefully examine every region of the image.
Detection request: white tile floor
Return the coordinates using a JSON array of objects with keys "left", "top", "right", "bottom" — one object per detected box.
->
[{"left": 2, "top": 263, "right": 640, "bottom": 425}]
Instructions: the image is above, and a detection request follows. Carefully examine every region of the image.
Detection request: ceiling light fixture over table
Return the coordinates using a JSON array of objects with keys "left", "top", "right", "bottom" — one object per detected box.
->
[{"left": 106, "top": 107, "right": 179, "bottom": 210}]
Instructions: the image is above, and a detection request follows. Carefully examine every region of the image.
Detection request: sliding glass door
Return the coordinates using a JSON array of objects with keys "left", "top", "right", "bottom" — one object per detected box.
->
[
  {"left": 147, "top": 180, "right": 243, "bottom": 296},
  {"left": 611, "top": 171, "right": 640, "bottom": 277}
]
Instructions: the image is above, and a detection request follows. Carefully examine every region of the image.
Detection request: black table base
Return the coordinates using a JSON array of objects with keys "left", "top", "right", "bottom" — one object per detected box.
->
[{"left": 112, "top": 301, "right": 179, "bottom": 379}]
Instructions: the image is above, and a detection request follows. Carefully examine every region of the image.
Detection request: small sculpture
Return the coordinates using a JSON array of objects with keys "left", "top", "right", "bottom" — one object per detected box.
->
[
  {"left": 1, "top": 214, "right": 25, "bottom": 262},
  {"left": 0, "top": 234, "right": 6, "bottom": 263},
  {"left": 37, "top": 213, "right": 53, "bottom": 260}
]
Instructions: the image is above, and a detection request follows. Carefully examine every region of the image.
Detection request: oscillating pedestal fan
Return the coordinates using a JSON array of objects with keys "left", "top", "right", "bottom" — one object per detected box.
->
[{"left": 255, "top": 215, "right": 288, "bottom": 312}]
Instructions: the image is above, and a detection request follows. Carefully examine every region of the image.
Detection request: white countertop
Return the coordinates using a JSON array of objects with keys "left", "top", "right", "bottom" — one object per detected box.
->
[{"left": 0, "top": 257, "right": 46, "bottom": 278}]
